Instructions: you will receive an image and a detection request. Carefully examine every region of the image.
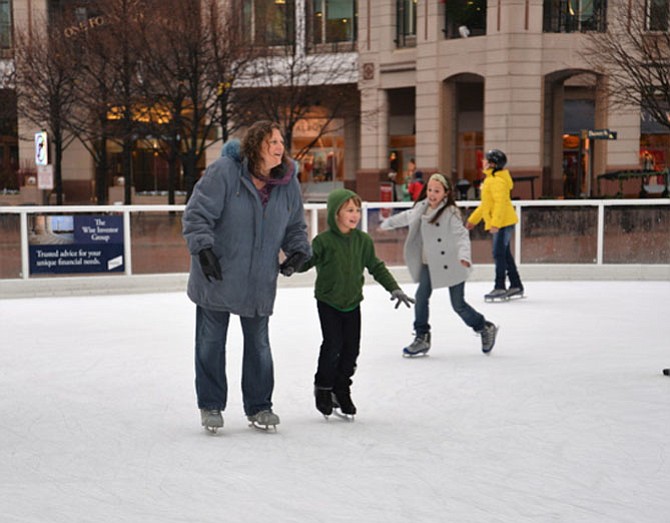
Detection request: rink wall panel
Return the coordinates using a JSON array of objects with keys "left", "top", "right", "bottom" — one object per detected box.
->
[{"left": 1, "top": 200, "right": 669, "bottom": 298}]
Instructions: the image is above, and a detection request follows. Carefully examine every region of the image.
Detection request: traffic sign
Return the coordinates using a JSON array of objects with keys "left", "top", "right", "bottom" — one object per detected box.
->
[{"left": 35, "top": 131, "right": 48, "bottom": 165}]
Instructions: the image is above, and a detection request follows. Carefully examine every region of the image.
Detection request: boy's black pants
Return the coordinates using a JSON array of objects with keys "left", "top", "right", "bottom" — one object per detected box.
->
[{"left": 314, "top": 300, "right": 361, "bottom": 392}]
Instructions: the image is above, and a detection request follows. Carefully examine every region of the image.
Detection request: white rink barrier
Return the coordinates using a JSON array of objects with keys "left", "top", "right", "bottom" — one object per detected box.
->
[{"left": 1, "top": 199, "right": 669, "bottom": 298}]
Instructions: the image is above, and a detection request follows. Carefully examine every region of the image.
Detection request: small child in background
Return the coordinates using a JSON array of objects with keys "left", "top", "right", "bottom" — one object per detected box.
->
[
  {"left": 298, "top": 188, "right": 414, "bottom": 419},
  {"left": 407, "top": 170, "right": 424, "bottom": 201},
  {"left": 381, "top": 173, "right": 498, "bottom": 356}
]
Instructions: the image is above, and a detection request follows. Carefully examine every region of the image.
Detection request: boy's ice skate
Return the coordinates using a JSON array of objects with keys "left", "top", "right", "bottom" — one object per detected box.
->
[
  {"left": 315, "top": 387, "right": 333, "bottom": 418},
  {"left": 247, "top": 410, "right": 280, "bottom": 431},
  {"left": 484, "top": 289, "right": 508, "bottom": 302},
  {"left": 332, "top": 390, "right": 356, "bottom": 421},
  {"left": 478, "top": 321, "right": 498, "bottom": 354},
  {"left": 403, "top": 333, "right": 431, "bottom": 357},
  {"left": 200, "top": 409, "right": 223, "bottom": 434}
]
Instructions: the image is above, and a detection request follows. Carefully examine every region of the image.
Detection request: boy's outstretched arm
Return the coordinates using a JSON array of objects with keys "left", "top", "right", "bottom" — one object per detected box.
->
[{"left": 390, "top": 289, "right": 415, "bottom": 309}]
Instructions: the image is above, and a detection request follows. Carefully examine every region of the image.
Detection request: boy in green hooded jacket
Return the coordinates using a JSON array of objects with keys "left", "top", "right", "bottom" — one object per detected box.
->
[{"left": 298, "top": 188, "right": 414, "bottom": 418}]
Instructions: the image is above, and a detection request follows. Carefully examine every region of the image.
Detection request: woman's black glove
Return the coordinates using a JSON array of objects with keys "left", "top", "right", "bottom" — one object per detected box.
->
[
  {"left": 280, "top": 252, "right": 308, "bottom": 277},
  {"left": 198, "top": 248, "right": 222, "bottom": 282}
]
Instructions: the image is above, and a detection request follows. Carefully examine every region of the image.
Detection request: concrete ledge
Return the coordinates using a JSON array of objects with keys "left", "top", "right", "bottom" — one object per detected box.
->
[{"left": 1, "top": 264, "right": 668, "bottom": 299}]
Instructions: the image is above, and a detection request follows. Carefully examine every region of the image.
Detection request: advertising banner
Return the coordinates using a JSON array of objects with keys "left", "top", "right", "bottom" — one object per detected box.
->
[{"left": 29, "top": 215, "right": 125, "bottom": 275}]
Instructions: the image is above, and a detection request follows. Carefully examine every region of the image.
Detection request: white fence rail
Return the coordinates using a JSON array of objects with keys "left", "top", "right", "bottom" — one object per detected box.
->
[{"left": 1, "top": 198, "right": 669, "bottom": 283}]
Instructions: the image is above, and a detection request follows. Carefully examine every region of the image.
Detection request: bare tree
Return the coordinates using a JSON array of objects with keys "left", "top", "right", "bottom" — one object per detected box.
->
[
  {"left": 63, "top": 8, "right": 117, "bottom": 205},
  {"left": 207, "top": 0, "right": 260, "bottom": 143},
  {"left": 96, "top": 0, "right": 148, "bottom": 204},
  {"left": 134, "top": 0, "right": 256, "bottom": 202},
  {"left": 235, "top": 41, "right": 360, "bottom": 161},
  {"left": 582, "top": 1, "right": 670, "bottom": 130},
  {"left": 11, "top": 15, "right": 80, "bottom": 205},
  {"left": 134, "top": 0, "right": 247, "bottom": 201}
]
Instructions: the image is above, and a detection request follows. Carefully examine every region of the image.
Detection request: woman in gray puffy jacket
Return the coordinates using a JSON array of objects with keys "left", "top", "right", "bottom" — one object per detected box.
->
[{"left": 182, "top": 121, "right": 310, "bottom": 433}]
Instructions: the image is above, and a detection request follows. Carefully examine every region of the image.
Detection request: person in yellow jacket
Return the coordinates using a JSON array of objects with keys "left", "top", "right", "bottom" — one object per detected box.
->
[{"left": 466, "top": 149, "right": 525, "bottom": 301}]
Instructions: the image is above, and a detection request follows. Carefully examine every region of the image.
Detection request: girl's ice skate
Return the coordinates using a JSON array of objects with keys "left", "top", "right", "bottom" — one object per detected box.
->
[
  {"left": 478, "top": 321, "right": 498, "bottom": 354},
  {"left": 484, "top": 289, "right": 508, "bottom": 302},
  {"left": 504, "top": 287, "right": 525, "bottom": 300},
  {"left": 247, "top": 410, "right": 280, "bottom": 431},
  {"left": 200, "top": 409, "right": 223, "bottom": 434},
  {"left": 403, "top": 333, "right": 431, "bottom": 357}
]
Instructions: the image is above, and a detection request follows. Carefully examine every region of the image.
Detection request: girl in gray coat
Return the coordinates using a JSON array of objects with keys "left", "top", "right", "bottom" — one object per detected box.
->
[
  {"left": 182, "top": 121, "right": 310, "bottom": 433},
  {"left": 381, "top": 173, "right": 498, "bottom": 356}
]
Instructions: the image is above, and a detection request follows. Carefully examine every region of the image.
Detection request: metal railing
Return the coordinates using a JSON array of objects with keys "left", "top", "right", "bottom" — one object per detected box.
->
[{"left": 1, "top": 198, "right": 669, "bottom": 281}]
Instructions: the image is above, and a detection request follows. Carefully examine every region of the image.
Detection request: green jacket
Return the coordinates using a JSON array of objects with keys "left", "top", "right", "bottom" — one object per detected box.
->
[{"left": 300, "top": 188, "right": 400, "bottom": 311}]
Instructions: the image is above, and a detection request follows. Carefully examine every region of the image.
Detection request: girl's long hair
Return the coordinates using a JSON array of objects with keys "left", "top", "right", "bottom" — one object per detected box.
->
[{"left": 414, "top": 173, "right": 461, "bottom": 223}]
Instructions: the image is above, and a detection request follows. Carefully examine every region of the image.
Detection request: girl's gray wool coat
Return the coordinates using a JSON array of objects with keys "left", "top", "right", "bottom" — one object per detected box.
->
[{"left": 381, "top": 200, "right": 472, "bottom": 289}]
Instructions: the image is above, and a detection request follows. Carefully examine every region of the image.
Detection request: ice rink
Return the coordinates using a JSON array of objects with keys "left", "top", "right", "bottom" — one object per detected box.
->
[{"left": 1, "top": 280, "right": 669, "bottom": 522}]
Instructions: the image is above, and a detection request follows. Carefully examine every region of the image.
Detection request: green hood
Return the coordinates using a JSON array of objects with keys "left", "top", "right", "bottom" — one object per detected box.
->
[{"left": 326, "top": 188, "right": 359, "bottom": 234}]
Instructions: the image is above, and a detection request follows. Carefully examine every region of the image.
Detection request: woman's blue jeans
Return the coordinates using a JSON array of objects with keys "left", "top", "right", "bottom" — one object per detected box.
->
[
  {"left": 414, "top": 265, "right": 486, "bottom": 335},
  {"left": 194, "top": 306, "right": 274, "bottom": 416},
  {"left": 491, "top": 225, "right": 523, "bottom": 290}
]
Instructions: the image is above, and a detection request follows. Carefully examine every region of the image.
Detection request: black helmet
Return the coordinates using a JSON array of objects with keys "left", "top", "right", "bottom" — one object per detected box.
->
[{"left": 485, "top": 149, "right": 507, "bottom": 169}]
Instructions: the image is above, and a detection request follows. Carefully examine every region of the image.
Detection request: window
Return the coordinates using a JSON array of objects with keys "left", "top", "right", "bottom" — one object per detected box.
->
[
  {"left": 243, "top": 0, "right": 296, "bottom": 47},
  {"left": 396, "top": 0, "right": 417, "bottom": 47},
  {"left": 307, "top": 0, "right": 357, "bottom": 52},
  {"left": 443, "top": 0, "right": 486, "bottom": 39},
  {"left": 542, "top": 0, "right": 607, "bottom": 33},
  {"left": 0, "top": 0, "right": 11, "bottom": 49},
  {"left": 646, "top": 0, "right": 669, "bottom": 31}
]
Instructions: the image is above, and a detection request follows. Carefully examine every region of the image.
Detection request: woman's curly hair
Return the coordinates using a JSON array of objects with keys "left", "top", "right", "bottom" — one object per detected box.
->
[{"left": 241, "top": 121, "right": 290, "bottom": 179}]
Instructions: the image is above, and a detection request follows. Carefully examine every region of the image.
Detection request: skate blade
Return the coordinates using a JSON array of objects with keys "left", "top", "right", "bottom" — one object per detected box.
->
[
  {"left": 204, "top": 426, "right": 219, "bottom": 434},
  {"left": 249, "top": 421, "right": 278, "bottom": 432},
  {"left": 403, "top": 350, "right": 429, "bottom": 358},
  {"left": 485, "top": 295, "right": 525, "bottom": 303},
  {"left": 332, "top": 409, "right": 355, "bottom": 421}
]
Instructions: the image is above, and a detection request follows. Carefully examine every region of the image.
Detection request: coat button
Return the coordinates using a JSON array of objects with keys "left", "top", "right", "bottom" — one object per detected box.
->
[
  {"left": 444, "top": 265, "right": 448, "bottom": 269},
  {"left": 441, "top": 251, "right": 445, "bottom": 255},
  {"left": 437, "top": 238, "right": 441, "bottom": 242}
]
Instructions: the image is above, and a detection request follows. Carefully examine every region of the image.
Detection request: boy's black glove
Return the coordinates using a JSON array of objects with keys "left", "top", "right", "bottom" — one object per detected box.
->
[
  {"left": 391, "top": 289, "right": 415, "bottom": 309},
  {"left": 198, "top": 248, "right": 222, "bottom": 282},
  {"left": 280, "top": 251, "right": 308, "bottom": 277}
]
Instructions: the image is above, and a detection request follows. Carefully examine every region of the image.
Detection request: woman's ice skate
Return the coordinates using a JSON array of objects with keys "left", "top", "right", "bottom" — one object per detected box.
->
[
  {"left": 247, "top": 410, "right": 280, "bottom": 431},
  {"left": 200, "top": 409, "right": 223, "bottom": 434}
]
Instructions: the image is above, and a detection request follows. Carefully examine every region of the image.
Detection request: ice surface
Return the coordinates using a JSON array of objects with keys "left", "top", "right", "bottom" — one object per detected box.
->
[{"left": 1, "top": 281, "right": 669, "bottom": 522}]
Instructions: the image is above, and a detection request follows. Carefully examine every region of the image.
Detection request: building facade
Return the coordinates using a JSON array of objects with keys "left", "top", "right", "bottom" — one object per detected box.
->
[
  {"left": 355, "top": 0, "right": 656, "bottom": 200},
  {"left": 1, "top": 1, "right": 668, "bottom": 204}
]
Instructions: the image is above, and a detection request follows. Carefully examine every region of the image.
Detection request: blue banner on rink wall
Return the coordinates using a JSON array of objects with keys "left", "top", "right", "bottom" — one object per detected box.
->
[{"left": 29, "top": 215, "right": 125, "bottom": 275}]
